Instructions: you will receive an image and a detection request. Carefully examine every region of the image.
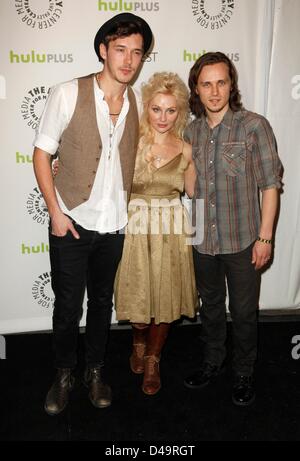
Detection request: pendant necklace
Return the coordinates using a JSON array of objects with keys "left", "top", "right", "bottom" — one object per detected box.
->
[
  {"left": 108, "top": 118, "right": 116, "bottom": 160},
  {"left": 153, "top": 155, "right": 163, "bottom": 163},
  {"left": 152, "top": 147, "right": 166, "bottom": 166},
  {"left": 96, "top": 73, "right": 121, "bottom": 160}
]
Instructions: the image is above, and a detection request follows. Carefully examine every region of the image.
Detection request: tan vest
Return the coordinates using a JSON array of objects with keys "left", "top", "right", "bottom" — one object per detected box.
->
[{"left": 54, "top": 74, "right": 139, "bottom": 210}]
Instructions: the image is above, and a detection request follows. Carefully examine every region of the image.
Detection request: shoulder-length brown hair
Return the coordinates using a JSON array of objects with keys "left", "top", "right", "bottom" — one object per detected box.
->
[{"left": 188, "top": 51, "right": 243, "bottom": 117}]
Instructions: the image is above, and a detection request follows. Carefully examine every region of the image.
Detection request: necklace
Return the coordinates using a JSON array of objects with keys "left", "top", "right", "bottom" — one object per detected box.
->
[
  {"left": 95, "top": 73, "right": 122, "bottom": 160},
  {"left": 151, "top": 146, "right": 166, "bottom": 165},
  {"left": 96, "top": 72, "right": 122, "bottom": 116},
  {"left": 153, "top": 155, "right": 164, "bottom": 163},
  {"left": 108, "top": 118, "right": 115, "bottom": 160}
]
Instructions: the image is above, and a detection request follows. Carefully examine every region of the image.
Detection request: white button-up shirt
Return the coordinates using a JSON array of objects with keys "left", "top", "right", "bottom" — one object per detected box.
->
[{"left": 34, "top": 76, "right": 142, "bottom": 233}]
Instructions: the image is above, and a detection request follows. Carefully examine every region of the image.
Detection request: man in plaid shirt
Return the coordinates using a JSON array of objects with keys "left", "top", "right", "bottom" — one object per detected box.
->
[{"left": 184, "top": 52, "right": 282, "bottom": 406}]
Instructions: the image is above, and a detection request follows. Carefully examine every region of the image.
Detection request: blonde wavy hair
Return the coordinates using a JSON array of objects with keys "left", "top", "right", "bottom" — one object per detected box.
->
[{"left": 134, "top": 72, "right": 190, "bottom": 180}]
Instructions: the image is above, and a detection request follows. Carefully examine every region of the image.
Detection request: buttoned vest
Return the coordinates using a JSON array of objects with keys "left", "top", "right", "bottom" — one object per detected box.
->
[{"left": 54, "top": 73, "right": 139, "bottom": 210}]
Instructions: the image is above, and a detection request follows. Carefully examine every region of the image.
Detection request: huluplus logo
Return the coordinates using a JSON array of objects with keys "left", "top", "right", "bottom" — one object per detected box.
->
[
  {"left": 10, "top": 50, "right": 73, "bottom": 64},
  {"left": 97, "top": 0, "right": 159, "bottom": 12},
  {"left": 183, "top": 49, "right": 239, "bottom": 62},
  {"left": 21, "top": 242, "right": 49, "bottom": 255},
  {"left": 16, "top": 151, "right": 33, "bottom": 164}
]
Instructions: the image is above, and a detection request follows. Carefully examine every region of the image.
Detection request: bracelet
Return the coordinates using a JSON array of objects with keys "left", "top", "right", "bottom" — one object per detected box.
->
[{"left": 257, "top": 236, "right": 273, "bottom": 244}]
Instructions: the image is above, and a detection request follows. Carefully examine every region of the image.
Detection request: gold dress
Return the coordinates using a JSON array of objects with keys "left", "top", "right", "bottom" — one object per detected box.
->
[{"left": 114, "top": 152, "right": 198, "bottom": 324}]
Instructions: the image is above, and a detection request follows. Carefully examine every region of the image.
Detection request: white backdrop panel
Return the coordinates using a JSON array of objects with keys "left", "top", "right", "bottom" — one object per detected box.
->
[
  {"left": 262, "top": 0, "right": 300, "bottom": 309},
  {"left": 0, "top": 0, "right": 299, "bottom": 334}
]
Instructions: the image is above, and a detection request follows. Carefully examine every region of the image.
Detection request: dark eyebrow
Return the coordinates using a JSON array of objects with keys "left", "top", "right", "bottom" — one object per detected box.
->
[
  {"left": 200, "top": 78, "right": 228, "bottom": 84},
  {"left": 114, "top": 44, "right": 143, "bottom": 52}
]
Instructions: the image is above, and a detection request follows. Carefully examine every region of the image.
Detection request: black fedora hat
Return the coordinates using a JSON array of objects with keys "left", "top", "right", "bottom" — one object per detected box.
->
[{"left": 94, "top": 12, "right": 153, "bottom": 61}]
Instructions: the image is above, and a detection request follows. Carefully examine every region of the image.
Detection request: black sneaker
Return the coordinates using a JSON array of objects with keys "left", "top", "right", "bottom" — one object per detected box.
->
[
  {"left": 232, "top": 374, "right": 255, "bottom": 406},
  {"left": 184, "top": 362, "right": 224, "bottom": 389}
]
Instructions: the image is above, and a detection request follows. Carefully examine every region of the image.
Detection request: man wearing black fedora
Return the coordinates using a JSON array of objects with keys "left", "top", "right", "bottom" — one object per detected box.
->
[{"left": 33, "top": 13, "right": 153, "bottom": 415}]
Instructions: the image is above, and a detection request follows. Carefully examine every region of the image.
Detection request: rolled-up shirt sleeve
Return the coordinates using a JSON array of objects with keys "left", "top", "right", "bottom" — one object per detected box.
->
[
  {"left": 33, "top": 84, "right": 70, "bottom": 155},
  {"left": 252, "top": 117, "right": 283, "bottom": 190}
]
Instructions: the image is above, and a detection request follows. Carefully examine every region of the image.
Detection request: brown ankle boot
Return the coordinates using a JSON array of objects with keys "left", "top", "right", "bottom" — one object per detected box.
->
[
  {"left": 142, "top": 355, "right": 161, "bottom": 395},
  {"left": 130, "top": 324, "right": 148, "bottom": 374},
  {"left": 44, "top": 368, "right": 75, "bottom": 416}
]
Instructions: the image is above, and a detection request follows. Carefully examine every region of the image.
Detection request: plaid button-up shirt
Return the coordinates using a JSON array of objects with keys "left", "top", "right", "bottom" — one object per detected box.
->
[{"left": 184, "top": 108, "right": 282, "bottom": 255}]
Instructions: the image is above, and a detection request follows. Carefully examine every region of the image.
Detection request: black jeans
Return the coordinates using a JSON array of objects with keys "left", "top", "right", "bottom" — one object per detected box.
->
[
  {"left": 49, "top": 221, "right": 124, "bottom": 369},
  {"left": 193, "top": 244, "right": 260, "bottom": 375}
]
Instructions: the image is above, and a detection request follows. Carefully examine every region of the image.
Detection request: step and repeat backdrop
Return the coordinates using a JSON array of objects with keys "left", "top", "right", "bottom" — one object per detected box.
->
[{"left": 0, "top": 0, "right": 299, "bottom": 333}]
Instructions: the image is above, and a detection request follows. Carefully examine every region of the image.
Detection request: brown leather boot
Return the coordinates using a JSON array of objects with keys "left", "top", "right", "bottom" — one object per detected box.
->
[
  {"left": 143, "top": 355, "right": 161, "bottom": 395},
  {"left": 130, "top": 324, "right": 149, "bottom": 374},
  {"left": 44, "top": 368, "right": 75, "bottom": 416},
  {"left": 84, "top": 366, "right": 112, "bottom": 408},
  {"left": 142, "top": 321, "right": 170, "bottom": 395}
]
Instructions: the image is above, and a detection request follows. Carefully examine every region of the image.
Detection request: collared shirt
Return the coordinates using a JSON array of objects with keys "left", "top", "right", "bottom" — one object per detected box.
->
[
  {"left": 184, "top": 108, "right": 282, "bottom": 255},
  {"left": 34, "top": 76, "right": 142, "bottom": 233}
]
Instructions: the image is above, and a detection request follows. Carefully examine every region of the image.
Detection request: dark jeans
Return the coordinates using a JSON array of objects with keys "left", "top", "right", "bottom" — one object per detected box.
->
[
  {"left": 193, "top": 244, "right": 260, "bottom": 375},
  {"left": 49, "top": 221, "right": 124, "bottom": 369}
]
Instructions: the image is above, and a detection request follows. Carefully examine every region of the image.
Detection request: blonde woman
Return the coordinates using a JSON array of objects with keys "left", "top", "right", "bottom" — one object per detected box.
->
[{"left": 114, "top": 72, "right": 199, "bottom": 395}]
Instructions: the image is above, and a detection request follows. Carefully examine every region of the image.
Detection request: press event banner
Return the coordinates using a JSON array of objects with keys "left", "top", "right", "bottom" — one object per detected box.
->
[{"left": 0, "top": 0, "right": 299, "bottom": 334}]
